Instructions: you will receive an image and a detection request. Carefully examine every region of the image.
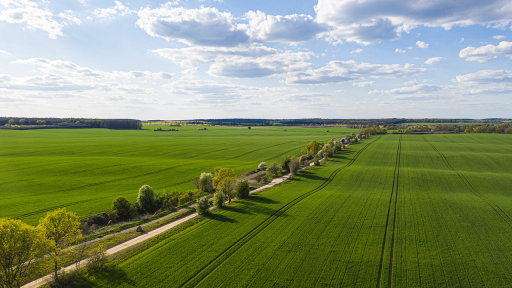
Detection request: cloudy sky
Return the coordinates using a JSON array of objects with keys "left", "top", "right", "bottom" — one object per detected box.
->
[{"left": 1, "top": 0, "right": 512, "bottom": 119}]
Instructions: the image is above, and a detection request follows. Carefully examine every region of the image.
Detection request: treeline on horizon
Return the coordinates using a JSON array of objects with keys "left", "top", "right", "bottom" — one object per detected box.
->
[{"left": 1, "top": 117, "right": 142, "bottom": 130}]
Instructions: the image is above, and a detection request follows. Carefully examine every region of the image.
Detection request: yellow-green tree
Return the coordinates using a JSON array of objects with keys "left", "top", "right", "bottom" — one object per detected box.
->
[
  {"left": 307, "top": 141, "right": 322, "bottom": 155},
  {"left": 213, "top": 168, "right": 237, "bottom": 203},
  {"left": 0, "top": 218, "right": 50, "bottom": 288},
  {"left": 38, "top": 208, "right": 82, "bottom": 280}
]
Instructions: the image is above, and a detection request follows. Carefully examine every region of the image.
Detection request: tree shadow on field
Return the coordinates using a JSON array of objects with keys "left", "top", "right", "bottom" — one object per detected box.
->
[
  {"left": 249, "top": 195, "right": 279, "bottom": 205},
  {"left": 296, "top": 170, "right": 328, "bottom": 181},
  {"left": 79, "top": 265, "right": 136, "bottom": 287},
  {"left": 204, "top": 213, "right": 237, "bottom": 223}
]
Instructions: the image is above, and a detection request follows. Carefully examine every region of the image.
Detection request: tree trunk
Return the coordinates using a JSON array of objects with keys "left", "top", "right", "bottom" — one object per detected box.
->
[{"left": 54, "top": 261, "right": 58, "bottom": 281}]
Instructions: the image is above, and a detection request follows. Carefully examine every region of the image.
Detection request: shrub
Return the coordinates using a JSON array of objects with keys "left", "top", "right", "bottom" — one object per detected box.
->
[
  {"left": 314, "top": 158, "right": 320, "bottom": 166},
  {"left": 196, "top": 196, "right": 210, "bottom": 215},
  {"left": 137, "top": 185, "right": 155, "bottom": 212},
  {"left": 199, "top": 172, "right": 214, "bottom": 193},
  {"left": 289, "top": 158, "right": 300, "bottom": 175},
  {"left": 236, "top": 181, "right": 250, "bottom": 199},
  {"left": 258, "top": 162, "right": 267, "bottom": 170},
  {"left": 281, "top": 157, "right": 291, "bottom": 174},
  {"left": 318, "top": 150, "right": 324, "bottom": 158},
  {"left": 86, "top": 245, "right": 107, "bottom": 272},
  {"left": 266, "top": 162, "right": 280, "bottom": 178},
  {"left": 213, "top": 191, "right": 226, "bottom": 209},
  {"left": 112, "top": 196, "right": 132, "bottom": 220}
]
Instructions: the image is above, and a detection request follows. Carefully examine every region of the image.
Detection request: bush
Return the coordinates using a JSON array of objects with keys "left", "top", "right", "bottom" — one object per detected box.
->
[
  {"left": 281, "top": 157, "right": 291, "bottom": 174},
  {"left": 86, "top": 245, "right": 107, "bottom": 272},
  {"left": 196, "top": 196, "right": 210, "bottom": 215},
  {"left": 112, "top": 196, "right": 132, "bottom": 220},
  {"left": 258, "top": 162, "right": 267, "bottom": 170},
  {"left": 317, "top": 150, "right": 324, "bottom": 158},
  {"left": 199, "top": 172, "right": 214, "bottom": 193},
  {"left": 137, "top": 185, "right": 155, "bottom": 212},
  {"left": 289, "top": 158, "right": 300, "bottom": 175},
  {"left": 213, "top": 191, "right": 226, "bottom": 209},
  {"left": 314, "top": 158, "right": 320, "bottom": 166},
  {"left": 266, "top": 162, "right": 280, "bottom": 178},
  {"left": 236, "top": 181, "right": 250, "bottom": 199}
]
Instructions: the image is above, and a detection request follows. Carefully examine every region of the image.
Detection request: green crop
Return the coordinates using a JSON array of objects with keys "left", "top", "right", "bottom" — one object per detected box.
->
[
  {"left": 80, "top": 134, "right": 512, "bottom": 287},
  {"left": 0, "top": 126, "right": 357, "bottom": 224}
]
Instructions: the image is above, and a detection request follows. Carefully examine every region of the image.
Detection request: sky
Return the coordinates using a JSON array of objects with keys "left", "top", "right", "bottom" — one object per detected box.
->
[{"left": 1, "top": 0, "right": 512, "bottom": 120}]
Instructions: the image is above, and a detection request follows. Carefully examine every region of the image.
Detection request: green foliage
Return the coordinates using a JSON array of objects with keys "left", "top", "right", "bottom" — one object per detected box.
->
[
  {"left": 236, "top": 181, "right": 250, "bottom": 199},
  {"left": 137, "top": 185, "right": 155, "bottom": 212},
  {"left": 213, "top": 191, "right": 226, "bottom": 209},
  {"left": 307, "top": 140, "right": 322, "bottom": 154},
  {"left": 213, "top": 168, "right": 237, "bottom": 203},
  {"left": 0, "top": 218, "right": 50, "bottom": 288},
  {"left": 280, "top": 157, "right": 291, "bottom": 173},
  {"left": 288, "top": 158, "right": 300, "bottom": 175},
  {"left": 112, "top": 197, "right": 132, "bottom": 220},
  {"left": 314, "top": 157, "right": 321, "bottom": 166},
  {"left": 266, "top": 162, "right": 280, "bottom": 178},
  {"left": 258, "top": 162, "right": 267, "bottom": 170},
  {"left": 196, "top": 196, "right": 210, "bottom": 215}
]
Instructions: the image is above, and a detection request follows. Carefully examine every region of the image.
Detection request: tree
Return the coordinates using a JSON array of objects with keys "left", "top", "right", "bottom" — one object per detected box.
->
[
  {"left": 314, "top": 158, "right": 320, "bottom": 166},
  {"left": 19, "top": 119, "right": 25, "bottom": 125},
  {"left": 307, "top": 141, "right": 322, "bottom": 155},
  {"left": 137, "top": 185, "right": 155, "bottom": 211},
  {"left": 0, "top": 218, "right": 50, "bottom": 288},
  {"left": 112, "top": 196, "right": 132, "bottom": 220},
  {"left": 289, "top": 158, "right": 300, "bottom": 175},
  {"left": 266, "top": 162, "right": 280, "bottom": 178},
  {"left": 7, "top": 119, "right": 14, "bottom": 125},
  {"left": 196, "top": 196, "right": 210, "bottom": 215},
  {"left": 199, "top": 172, "right": 214, "bottom": 193},
  {"left": 281, "top": 157, "right": 291, "bottom": 174},
  {"left": 212, "top": 168, "right": 237, "bottom": 203},
  {"left": 213, "top": 191, "right": 226, "bottom": 209},
  {"left": 258, "top": 162, "right": 267, "bottom": 170},
  {"left": 38, "top": 208, "right": 82, "bottom": 280},
  {"left": 236, "top": 181, "right": 250, "bottom": 199}
]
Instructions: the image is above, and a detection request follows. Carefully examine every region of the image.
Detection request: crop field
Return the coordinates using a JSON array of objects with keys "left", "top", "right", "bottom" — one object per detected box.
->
[
  {"left": 0, "top": 126, "right": 358, "bottom": 225},
  {"left": 81, "top": 133, "right": 512, "bottom": 287}
]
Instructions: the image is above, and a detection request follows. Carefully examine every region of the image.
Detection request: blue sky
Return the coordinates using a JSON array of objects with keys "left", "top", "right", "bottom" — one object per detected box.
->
[{"left": 1, "top": 0, "right": 512, "bottom": 119}]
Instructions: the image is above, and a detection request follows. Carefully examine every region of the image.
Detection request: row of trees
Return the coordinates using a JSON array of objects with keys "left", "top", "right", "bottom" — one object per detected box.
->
[
  {"left": 2, "top": 118, "right": 141, "bottom": 130},
  {"left": 401, "top": 124, "right": 512, "bottom": 134}
]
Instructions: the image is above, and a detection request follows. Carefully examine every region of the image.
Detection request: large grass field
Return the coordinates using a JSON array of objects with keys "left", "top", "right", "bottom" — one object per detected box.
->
[
  {"left": 0, "top": 126, "right": 357, "bottom": 225},
  {"left": 80, "top": 133, "right": 512, "bottom": 287}
]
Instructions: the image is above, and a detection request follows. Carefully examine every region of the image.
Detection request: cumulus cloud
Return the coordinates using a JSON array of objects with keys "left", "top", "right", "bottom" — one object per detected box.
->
[
  {"left": 424, "top": 57, "right": 445, "bottom": 65},
  {"left": 0, "top": 50, "right": 11, "bottom": 56},
  {"left": 416, "top": 41, "right": 429, "bottom": 48},
  {"left": 0, "top": 0, "right": 64, "bottom": 38},
  {"left": 285, "top": 60, "right": 426, "bottom": 85},
  {"left": 315, "top": 0, "right": 512, "bottom": 45},
  {"left": 352, "top": 81, "right": 374, "bottom": 87},
  {"left": 369, "top": 84, "right": 442, "bottom": 94},
  {"left": 137, "top": 5, "right": 249, "bottom": 47},
  {"left": 454, "top": 69, "right": 512, "bottom": 83},
  {"left": 153, "top": 45, "right": 312, "bottom": 78},
  {"left": 459, "top": 41, "right": 512, "bottom": 62},
  {"left": 350, "top": 48, "right": 363, "bottom": 54},
  {"left": 493, "top": 35, "right": 505, "bottom": 40},
  {"left": 58, "top": 10, "right": 81, "bottom": 25},
  {"left": 245, "top": 10, "right": 327, "bottom": 43},
  {"left": 91, "top": 1, "right": 132, "bottom": 20},
  {"left": 395, "top": 48, "right": 405, "bottom": 53},
  {"left": 392, "top": 95, "right": 448, "bottom": 101}
]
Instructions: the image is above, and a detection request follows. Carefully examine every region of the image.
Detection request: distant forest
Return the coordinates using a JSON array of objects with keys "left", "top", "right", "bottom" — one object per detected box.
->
[{"left": 0, "top": 117, "right": 142, "bottom": 130}]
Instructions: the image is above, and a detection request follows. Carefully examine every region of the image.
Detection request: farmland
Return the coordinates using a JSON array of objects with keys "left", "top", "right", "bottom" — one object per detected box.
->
[
  {"left": 0, "top": 126, "right": 357, "bottom": 225},
  {"left": 81, "top": 134, "right": 512, "bottom": 287}
]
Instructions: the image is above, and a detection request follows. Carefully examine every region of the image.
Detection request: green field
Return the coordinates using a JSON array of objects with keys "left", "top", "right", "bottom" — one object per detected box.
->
[
  {"left": 81, "top": 134, "right": 512, "bottom": 287},
  {"left": 0, "top": 126, "right": 357, "bottom": 225}
]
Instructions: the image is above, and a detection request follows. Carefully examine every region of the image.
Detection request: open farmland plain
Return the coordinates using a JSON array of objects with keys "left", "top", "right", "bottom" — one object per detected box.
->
[
  {"left": 0, "top": 126, "right": 358, "bottom": 225},
  {"left": 80, "top": 134, "right": 512, "bottom": 287}
]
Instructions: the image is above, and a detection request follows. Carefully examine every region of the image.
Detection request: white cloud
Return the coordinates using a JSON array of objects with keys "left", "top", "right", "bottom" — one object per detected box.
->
[
  {"left": 285, "top": 60, "right": 426, "bottom": 85},
  {"left": 416, "top": 41, "right": 429, "bottom": 48},
  {"left": 403, "top": 80, "right": 418, "bottom": 85},
  {"left": 58, "top": 10, "right": 81, "bottom": 25},
  {"left": 460, "top": 38, "right": 465, "bottom": 43},
  {"left": 493, "top": 35, "right": 505, "bottom": 40},
  {"left": 350, "top": 48, "right": 363, "bottom": 54},
  {"left": 392, "top": 95, "right": 449, "bottom": 101},
  {"left": 245, "top": 11, "right": 327, "bottom": 43},
  {"left": 315, "top": 0, "right": 512, "bottom": 45},
  {"left": 91, "top": 1, "right": 132, "bottom": 20},
  {"left": 454, "top": 69, "right": 512, "bottom": 83},
  {"left": 153, "top": 45, "right": 312, "bottom": 78},
  {"left": 0, "top": 0, "right": 64, "bottom": 39},
  {"left": 459, "top": 41, "right": 512, "bottom": 62},
  {"left": 369, "top": 84, "right": 442, "bottom": 94},
  {"left": 334, "top": 89, "right": 345, "bottom": 93},
  {"left": 0, "top": 50, "right": 11, "bottom": 56},
  {"left": 395, "top": 48, "right": 405, "bottom": 53},
  {"left": 352, "top": 81, "right": 374, "bottom": 87},
  {"left": 137, "top": 5, "right": 249, "bottom": 47},
  {"left": 424, "top": 57, "right": 445, "bottom": 65}
]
